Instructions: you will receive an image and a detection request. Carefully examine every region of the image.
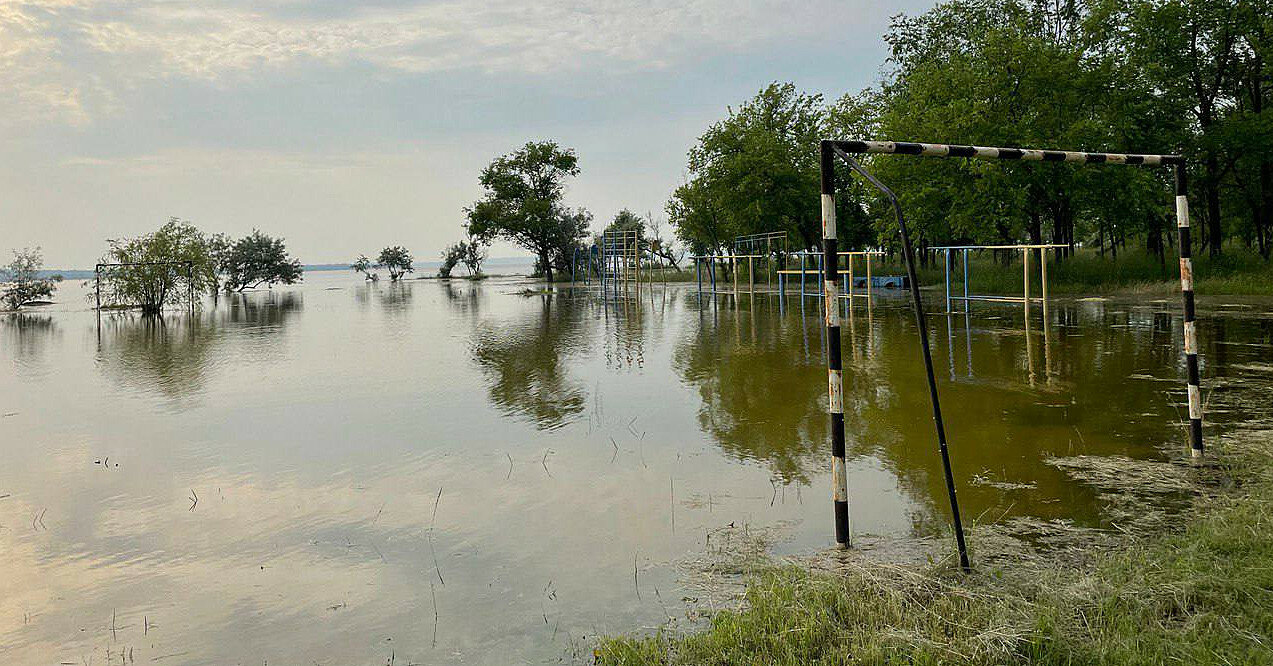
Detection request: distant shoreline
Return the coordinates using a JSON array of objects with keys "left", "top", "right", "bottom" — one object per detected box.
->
[{"left": 34, "top": 257, "right": 535, "bottom": 281}]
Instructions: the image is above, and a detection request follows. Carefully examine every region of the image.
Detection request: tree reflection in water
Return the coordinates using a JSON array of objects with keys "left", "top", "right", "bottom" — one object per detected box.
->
[
  {"left": 674, "top": 296, "right": 829, "bottom": 484},
  {"left": 1, "top": 313, "right": 60, "bottom": 370},
  {"left": 95, "top": 292, "right": 303, "bottom": 404},
  {"left": 470, "top": 294, "right": 590, "bottom": 430}
]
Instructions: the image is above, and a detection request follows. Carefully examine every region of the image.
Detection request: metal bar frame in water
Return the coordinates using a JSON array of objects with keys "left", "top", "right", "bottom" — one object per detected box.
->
[
  {"left": 94, "top": 261, "right": 197, "bottom": 314},
  {"left": 932, "top": 244, "right": 1067, "bottom": 315},
  {"left": 820, "top": 139, "right": 1201, "bottom": 571}
]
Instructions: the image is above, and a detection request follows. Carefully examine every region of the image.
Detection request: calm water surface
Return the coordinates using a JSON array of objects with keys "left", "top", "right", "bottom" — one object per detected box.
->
[{"left": 1, "top": 270, "right": 1271, "bottom": 664}]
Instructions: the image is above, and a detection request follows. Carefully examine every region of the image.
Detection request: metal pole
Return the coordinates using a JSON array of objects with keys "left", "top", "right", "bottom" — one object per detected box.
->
[
  {"left": 819, "top": 142, "right": 850, "bottom": 549},
  {"left": 95, "top": 264, "right": 102, "bottom": 312},
  {"left": 944, "top": 249, "right": 951, "bottom": 313},
  {"left": 847, "top": 254, "right": 854, "bottom": 303},
  {"left": 1175, "top": 166, "right": 1204, "bottom": 456},
  {"left": 748, "top": 256, "right": 754, "bottom": 294},
  {"left": 800, "top": 253, "right": 806, "bottom": 297},
  {"left": 1041, "top": 247, "right": 1050, "bottom": 327},
  {"left": 866, "top": 252, "right": 872, "bottom": 301},
  {"left": 833, "top": 145, "right": 969, "bottom": 570},
  {"left": 962, "top": 249, "right": 970, "bottom": 314},
  {"left": 1023, "top": 248, "right": 1031, "bottom": 323}
]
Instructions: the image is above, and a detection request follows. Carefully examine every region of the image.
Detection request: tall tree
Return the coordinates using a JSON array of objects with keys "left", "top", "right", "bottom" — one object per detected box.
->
[
  {"left": 466, "top": 141, "right": 590, "bottom": 283},
  {"left": 377, "top": 246, "right": 414, "bottom": 281},
  {"left": 672, "top": 83, "right": 825, "bottom": 251},
  {"left": 98, "top": 219, "right": 216, "bottom": 315},
  {"left": 1, "top": 248, "right": 57, "bottom": 310},
  {"left": 1121, "top": 0, "right": 1240, "bottom": 257},
  {"left": 222, "top": 231, "right": 303, "bottom": 292}
]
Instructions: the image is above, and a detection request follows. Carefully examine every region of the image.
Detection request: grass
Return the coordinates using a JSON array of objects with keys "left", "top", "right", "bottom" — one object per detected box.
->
[{"left": 596, "top": 426, "right": 1273, "bottom": 665}]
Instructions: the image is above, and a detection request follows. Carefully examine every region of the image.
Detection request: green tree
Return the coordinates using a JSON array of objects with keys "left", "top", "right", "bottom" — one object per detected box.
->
[
  {"left": 671, "top": 83, "right": 826, "bottom": 253},
  {"left": 607, "top": 208, "right": 646, "bottom": 235},
  {"left": 1117, "top": 0, "right": 1241, "bottom": 257},
  {"left": 459, "top": 238, "right": 487, "bottom": 276},
  {"left": 222, "top": 231, "right": 303, "bottom": 292},
  {"left": 465, "top": 141, "right": 590, "bottom": 283},
  {"left": 205, "top": 232, "right": 233, "bottom": 296},
  {"left": 352, "top": 254, "right": 376, "bottom": 279},
  {"left": 377, "top": 246, "right": 414, "bottom": 281},
  {"left": 98, "top": 219, "right": 216, "bottom": 315},
  {"left": 1, "top": 248, "right": 57, "bottom": 310},
  {"left": 438, "top": 244, "right": 462, "bottom": 278}
]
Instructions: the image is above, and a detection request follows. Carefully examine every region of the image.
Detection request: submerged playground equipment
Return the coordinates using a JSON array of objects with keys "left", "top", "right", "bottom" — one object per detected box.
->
[{"left": 820, "top": 140, "right": 1203, "bottom": 570}]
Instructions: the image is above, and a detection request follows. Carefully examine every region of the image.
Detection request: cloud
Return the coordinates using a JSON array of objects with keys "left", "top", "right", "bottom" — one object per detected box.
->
[{"left": 3, "top": 0, "right": 875, "bottom": 125}]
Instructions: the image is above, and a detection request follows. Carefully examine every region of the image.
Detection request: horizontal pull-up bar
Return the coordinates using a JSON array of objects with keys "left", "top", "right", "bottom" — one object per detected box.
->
[
  {"left": 829, "top": 140, "right": 1182, "bottom": 166},
  {"left": 930, "top": 244, "right": 1068, "bottom": 250}
]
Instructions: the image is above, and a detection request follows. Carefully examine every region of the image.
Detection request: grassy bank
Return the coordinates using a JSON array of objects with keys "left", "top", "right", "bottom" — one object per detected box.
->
[{"left": 597, "top": 426, "right": 1273, "bottom": 665}]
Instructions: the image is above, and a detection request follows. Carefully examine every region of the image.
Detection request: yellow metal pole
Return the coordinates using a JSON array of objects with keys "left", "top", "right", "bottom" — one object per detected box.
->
[
  {"left": 866, "top": 253, "right": 873, "bottom": 301},
  {"left": 1023, "top": 248, "right": 1031, "bottom": 323},
  {"left": 847, "top": 254, "right": 854, "bottom": 302}
]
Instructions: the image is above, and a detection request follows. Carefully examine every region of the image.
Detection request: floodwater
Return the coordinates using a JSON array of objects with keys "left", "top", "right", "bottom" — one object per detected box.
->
[{"left": 1, "top": 270, "right": 1271, "bottom": 664}]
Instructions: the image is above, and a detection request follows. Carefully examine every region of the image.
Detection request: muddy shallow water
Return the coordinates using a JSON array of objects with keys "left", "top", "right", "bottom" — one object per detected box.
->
[{"left": 1, "top": 271, "right": 1270, "bottom": 664}]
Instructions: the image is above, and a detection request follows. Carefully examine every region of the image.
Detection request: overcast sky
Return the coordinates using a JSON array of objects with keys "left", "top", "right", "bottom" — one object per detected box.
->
[{"left": 1, "top": 0, "right": 934, "bottom": 269}]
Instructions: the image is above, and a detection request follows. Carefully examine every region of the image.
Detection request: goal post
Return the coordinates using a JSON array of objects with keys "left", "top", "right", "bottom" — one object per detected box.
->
[
  {"left": 95, "top": 261, "right": 196, "bottom": 314},
  {"left": 819, "top": 139, "right": 1201, "bottom": 569}
]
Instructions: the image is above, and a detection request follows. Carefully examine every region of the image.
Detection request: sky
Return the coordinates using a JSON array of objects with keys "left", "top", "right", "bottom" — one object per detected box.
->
[{"left": 0, "top": 0, "right": 935, "bottom": 270}]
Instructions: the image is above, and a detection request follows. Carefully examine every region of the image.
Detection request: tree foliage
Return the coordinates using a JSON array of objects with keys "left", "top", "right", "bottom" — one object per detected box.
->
[
  {"left": 352, "top": 254, "right": 377, "bottom": 280},
  {"left": 377, "top": 246, "right": 414, "bottom": 281},
  {"left": 98, "top": 219, "right": 217, "bottom": 315},
  {"left": 466, "top": 141, "right": 591, "bottom": 282},
  {"left": 1, "top": 248, "right": 57, "bottom": 310},
  {"left": 222, "top": 231, "right": 303, "bottom": 292},
  {"left": 667, "top": 0, "right": 1273, "bottom": 264}
]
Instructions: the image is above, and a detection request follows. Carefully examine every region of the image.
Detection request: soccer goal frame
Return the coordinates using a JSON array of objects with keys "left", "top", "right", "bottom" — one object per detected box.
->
[
  {"left": 820, "top": 140, "right": 1201, "bottom": 569},
  {"left": 94, "top": 261, "right": 196, "bottom": 314}
]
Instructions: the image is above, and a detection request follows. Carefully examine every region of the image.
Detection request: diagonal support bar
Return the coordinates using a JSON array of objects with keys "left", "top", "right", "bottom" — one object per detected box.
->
[{"left": 827, "top": 141, "right": 971, "bottom": 570}]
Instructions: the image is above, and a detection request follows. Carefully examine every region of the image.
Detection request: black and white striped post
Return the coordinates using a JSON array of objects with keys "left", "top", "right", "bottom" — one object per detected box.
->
[
  {"left": 1175, "top": 166, "right": 1203, "bottom": 456},
  {"left": 830, "top": 141, "right": 1201, "bottom": 454},
  {"left": 820, "top": 139, "right": 1205, "bottom": 567},
  {"left": 820, "top": 143, "right": 850, "bottom": 548}
]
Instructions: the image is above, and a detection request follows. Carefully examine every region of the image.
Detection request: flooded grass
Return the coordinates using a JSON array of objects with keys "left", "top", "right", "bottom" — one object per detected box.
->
[{"left": 597, "top": 421, "right": 1273, "bottom": 665}]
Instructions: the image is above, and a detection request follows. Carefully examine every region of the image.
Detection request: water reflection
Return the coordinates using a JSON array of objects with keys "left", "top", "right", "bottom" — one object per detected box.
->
[
  {"left": 470, "top": 294, "right": 589, "bottom": 430},
  {"left": 93, "top": 292, "right": 303, "bottom": 404},
  {"left": 3, "top": 272, "right": 1271, "bottom": 665},
  {"left": 675, "top": 296, "right": 827, "bottom": 483},
  {"left": 1, "top": 314, "right": 60, "bottom": 374},
  {"left": 94, "top": 314, "right": 217, "bottom": 404}
]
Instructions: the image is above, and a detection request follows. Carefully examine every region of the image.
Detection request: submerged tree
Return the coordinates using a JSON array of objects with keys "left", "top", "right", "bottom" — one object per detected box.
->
[
  {"left": 1, "top": 248, "right": 58, "bottom": 310},
  {"left": 439, "top": 244, "right": 462, "bottom": 278},
  {"left": 459, "top": 238, "right": 487, "bottom": 276},
  {"left": 222, "top": 231, "right": 303, "bottom": 292},
  {"left": 98, "top": 219, "right": 216, "bottom": 315},
  {"left": 377, "top": 246, "right": 414, "bottom": 281},
  {"left": 352, "top": 254, "right": 377, "bottom": 280},
  {"left": 466, "top": 141, "right": 591, "bottom": 283}
]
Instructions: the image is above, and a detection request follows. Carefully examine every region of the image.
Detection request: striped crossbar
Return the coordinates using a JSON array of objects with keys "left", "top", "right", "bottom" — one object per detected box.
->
[{"left": 831, "top": 140, "right": 1183, "bottom": 166}]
